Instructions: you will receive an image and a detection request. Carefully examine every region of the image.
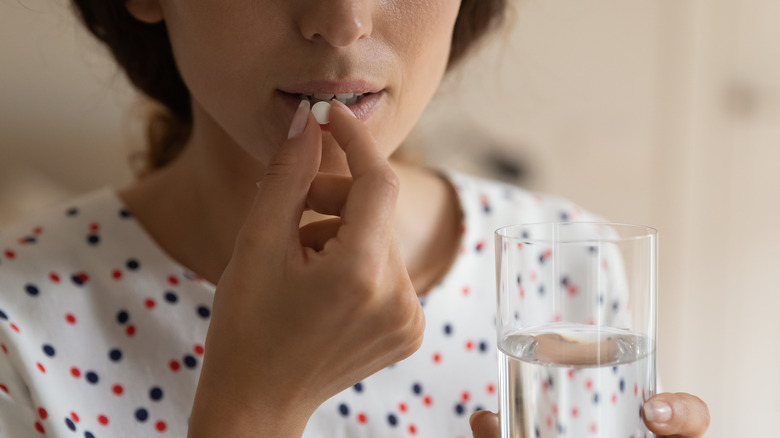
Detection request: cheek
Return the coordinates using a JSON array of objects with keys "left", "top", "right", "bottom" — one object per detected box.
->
[{"left": 377, "top": 0, "right": 461, "bottom": 149}]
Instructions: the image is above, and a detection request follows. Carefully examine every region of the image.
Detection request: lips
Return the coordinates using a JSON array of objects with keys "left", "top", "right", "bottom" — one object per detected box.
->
[{"left": 276, "top": 81, "right": 385, "bottom": 122}]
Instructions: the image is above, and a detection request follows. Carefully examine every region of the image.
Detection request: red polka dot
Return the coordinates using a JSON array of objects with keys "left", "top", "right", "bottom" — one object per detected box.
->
[
  {"left": 462, "top": 286, "right": 470, "bottom": 296},
  {"left": 112, "top": 270, "right": 122, "bottom": 280},
  {"left": 49, "top": 273, "right": 60, "bottom": 283},
  {"left": 145, "top": 298, "right": 156, "bottom": 309},
  {"left": 398, "top": 403, "right": 407, "bottom": 413},
  {"left": 590, "top": 423, "right": 598, "bottom": 433},
  {"left": 38, "top": 407, "right": 48, "bottom": 419},
  {"left": 70, "top": 367, "right": 81, "bottom": 378},
  {"left": 10, "top": 323, "right": 19, "bottom": 333},
  {"left": 34, "top": 421, "right": 44, "bottom": 434},
  {"left": 169, "top": 360, "right": 181, "bottom": 372},
  {"left": 168, "top": 275, "right": 179, "bottom": 286},
  {"left": 155, "top": 421, "right": 167, "bottom": 432},
  {"left": 89, "top": 222, "right": 100, "bottom": 231},
  {"left": 486, "top": 384, "right": 495, "bottom": 394},
  {"left": 126, "top": 325, "right": 136, "bottom": 336},
  {"left": 461, "top": 391, "right": 471, "bottom": 402},
  {"left": 112, "top": 384, "right": 124, "bottom": 395},
  {"left": 71, "top": 412, "right": 80, "bottom": 423},
  {"left": 65, "top": 313, "right": 77, "bottom": 325},
  {"left": 519, "top": 287, "right": 525, "bottom": 298},
  {"left": 77, "top": 272, "right": 89, "bottom": 283},
  {"left": 475, "top": 240, "right": 485, "bottom": 251},
  {"left": 1, "top": 344, "right": 7, "bottom": 354},
  {"left": 634, "top": 383, "right": 638, "bottom": 396},
  {"left": 193, "top": 344, "right": 205, "bottom": 355},
  {"left": 611, "top": 393, "right": 618, "bottom": 404},
  {"left": 572, "top": 407, "right": 579, "bottom": 418},
  {"left": 357, "top": 413, "right": 367, "bottom": 424},
  {"left": 408, "top": 424, "right": 417, "bottom": 435},
  {"left": 4, "top": 250, "right": 15, "bottom": 259},
  {"left": 567, "top": 284, "right": 579, "bottom": 296},
  {"left": 33, "top": 226, "right": 43, "bottom": 235},
  {"left": 465, "top": 340, "right": 474, "bottom": 351},
  {"left": 97, "top": 415, "right": 109, "bottom": 426},
  {"left": 0, "top": 384, "right": 7, "bottom": 393},
  {"left": 551, "top": 404, "right": 558, "bottom": 415},
  {"left": 546, "top": 416, "right": 553, "bottom": 428},
  {"left": 585, "top": 379, "right": 593, "bottom": 390},
  {"left": 423, "top": 395, "right": 433, "bottom": 406},
  {"left": 567, "top": 369, "right": 575, "bottom": 379},
  {"left": 432, "top": 353, "right": 442, "bottom": 364},
  {"left": 36, "top": 362, "right": 45, "bottom": 373}
]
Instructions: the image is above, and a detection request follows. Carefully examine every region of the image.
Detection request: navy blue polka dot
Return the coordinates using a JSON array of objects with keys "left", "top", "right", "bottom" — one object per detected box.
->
[
  {"left": 560, "top": 211, "right": 570, "bottom": 221},
  {"left": 86, "top": 371, "right": 99, "bottom": 384},
  {"left": 560, "top": 276, "right": 570, "bottom": 286},
  {"left": 538, "top": 285, "right": 545, "bottom": 295},
  {"left": 612, "top": 300, "right": 620, "bottom": 312},
  {"left": 412, "top": 383, "right": 422, "bottom": 395},
  {"left": 164, "top": 291, "right": 178, "bottom": 303},
  {"left": 620, "top": 378, "right": 626, "bottom": 392},
  {"left": 593, "top": 392, "right": 600, "bottom": 404},
  {"left": 87, "top": 235, "right": 100, "bottom": 245},
  {"left": 116, "top": 310, "right": 129, "bottom": 324},
  {"left": 474, "top": 405, "right": 484, "bottom": 412},
  {"left": 66, "top": 207, "right": 79, "bottom": 216},
  {"left": 535, "top": 426, "right": 540, "bottom": 437},
  {"left": 135, "top": 408, "right": 149, "bottom": 422},
  {"left": 65, "top": 417, "right": 76, "bottom": 431},
  {"left": 353, "top": 382, "right": 363, "bottom": 392},
  {"left": 522, "top": 231, "right": 530, "bottom": 239},
  {"left": 42, "top": 344, "right": 55, "bottom": 357},
  {"left": 150, "top": 386, "right": 163, "bottom": 401},
  {"left": 443, "top": 324, "right": 453, "bottom": 336},
  {"left": 71, "top": 275, "right": 85, "bottom": 286},
  {"left": 454, "top": 403, "right": 465, "bottom": 415},
  {"left": 184, "top": 355, "right": 198, "bottom": 368},
  {"left": 126, "top": 259, "right": 140, "bottom": 270},
  {"left": 516, "top": 274, "right": 522, "bottom": 285},
  {"left": 197, "top": 306, "right": 210, "bottom": 318},
  {"left": 338, "top": 403, "right": 349, "bottom": 417},
  {"left": 25, "top": 284, "right": 39, "bottom": 296},
  {"left": 119, "top": 208, "right": 132, "bottom": 218},
  {"left": 387, "top": 413, "right": 398, "bottom": 426},
  {"left": 85, "top": 431, "right": 95, "bottom": 438},
  {"left": 0, "top": 309, "right": 7, "bottom": 320},
  {"left": 479, "top": 341, "right": 489, "bottom": 353},
  {"left": 109, "top": 349, "right": 122, "bottom": 362}
]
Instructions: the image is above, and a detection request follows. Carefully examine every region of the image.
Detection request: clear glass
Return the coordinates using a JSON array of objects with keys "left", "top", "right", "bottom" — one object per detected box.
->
[{"left": 495, "top": 222, "right": 657, "bottom": 438}]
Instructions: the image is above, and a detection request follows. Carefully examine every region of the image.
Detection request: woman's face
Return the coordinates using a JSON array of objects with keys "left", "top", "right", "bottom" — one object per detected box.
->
[{"left": 154, "top": 0, "right": 462, "bottom": 171}]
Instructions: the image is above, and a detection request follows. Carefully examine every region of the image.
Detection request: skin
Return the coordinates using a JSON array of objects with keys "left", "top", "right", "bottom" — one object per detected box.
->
[{"left": 120, "top": 0, "right": 711, "bottom": 436}]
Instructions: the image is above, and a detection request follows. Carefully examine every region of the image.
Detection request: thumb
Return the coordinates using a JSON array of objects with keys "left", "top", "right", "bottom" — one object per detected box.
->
[
  {"left": 470, "top": 410, "right": 499, "bottom": 438},
  {"left": 239, "top": 100, "right": 322, "bottom": 255}
]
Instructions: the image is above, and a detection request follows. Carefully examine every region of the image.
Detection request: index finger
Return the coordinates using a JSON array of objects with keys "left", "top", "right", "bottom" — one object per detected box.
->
[
  {"left": 643, "top": 393, "right": 710, "bottom": 438},
  {"left": 327, "top": 99, "right": 399, "bottom": 248}
]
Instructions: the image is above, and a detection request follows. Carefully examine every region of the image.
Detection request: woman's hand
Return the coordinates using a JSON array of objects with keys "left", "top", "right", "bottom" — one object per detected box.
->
[
  {"left": 188, "top": 100, "right": 425, "bottom": 437},
  {"left": 470, "top": 392, "right": 710, "bottom": 438}
]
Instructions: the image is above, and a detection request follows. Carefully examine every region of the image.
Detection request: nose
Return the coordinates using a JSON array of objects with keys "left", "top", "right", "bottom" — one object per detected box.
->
[{"left": 298, "top": 0, "right": 373, "bottom": 47}]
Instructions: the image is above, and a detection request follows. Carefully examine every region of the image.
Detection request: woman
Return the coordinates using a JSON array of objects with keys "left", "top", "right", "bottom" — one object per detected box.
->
[{"left": 0, "top": 0, "right": 709, "bottom": 436}]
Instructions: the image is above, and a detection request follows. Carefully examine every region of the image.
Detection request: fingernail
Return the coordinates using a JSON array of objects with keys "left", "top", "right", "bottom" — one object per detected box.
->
[
  {"left": 288, "top": 99, "right": 310, "bottom": 139},
  {"left": 644, "top": 400, "right": 672, "bottom": 423},
  {"left": 330, "top": 98, "right": 357, "bottom": 118}
]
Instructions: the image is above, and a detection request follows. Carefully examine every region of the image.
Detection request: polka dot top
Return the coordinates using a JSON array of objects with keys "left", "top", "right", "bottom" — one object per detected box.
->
[{"left": 0, "top": 171, "right": 631, "bottom": 437}]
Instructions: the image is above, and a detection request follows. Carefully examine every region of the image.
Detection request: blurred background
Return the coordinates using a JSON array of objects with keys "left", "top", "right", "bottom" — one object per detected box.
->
[{"left": 2, "top": 0, "right": 778, "bottom": 435}]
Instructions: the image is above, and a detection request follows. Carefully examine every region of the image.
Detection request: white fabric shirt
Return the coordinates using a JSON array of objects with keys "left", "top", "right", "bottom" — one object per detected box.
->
[{"left": 0, "top": 171, "right": 642, "bottom": 437}]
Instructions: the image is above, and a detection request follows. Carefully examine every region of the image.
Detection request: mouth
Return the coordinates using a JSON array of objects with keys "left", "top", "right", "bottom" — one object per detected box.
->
[{"left": 276, "top": 86, "right": 385, "bottom": 123}]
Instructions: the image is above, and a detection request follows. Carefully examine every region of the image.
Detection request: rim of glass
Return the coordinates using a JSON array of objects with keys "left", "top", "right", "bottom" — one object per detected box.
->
[{"left": 495, "top": 222, "right": 658, "bottom": 243}]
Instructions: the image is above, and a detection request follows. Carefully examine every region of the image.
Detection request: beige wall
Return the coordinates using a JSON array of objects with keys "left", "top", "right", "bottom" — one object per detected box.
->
[{"left": 2, "top": 0, "right": 778, "bottom": 435}]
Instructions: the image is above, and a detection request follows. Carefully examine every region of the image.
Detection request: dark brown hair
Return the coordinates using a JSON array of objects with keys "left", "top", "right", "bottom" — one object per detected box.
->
[{"left": 70, "top": 0, "right": 507, "bottom": 175}]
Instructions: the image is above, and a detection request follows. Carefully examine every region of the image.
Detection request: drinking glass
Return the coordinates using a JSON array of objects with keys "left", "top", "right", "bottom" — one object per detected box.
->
[{"left": 495, "top": 222, "right": 657, "bottom": 438}]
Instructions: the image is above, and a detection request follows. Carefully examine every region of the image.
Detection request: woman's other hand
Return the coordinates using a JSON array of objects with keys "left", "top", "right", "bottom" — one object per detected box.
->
[
  {"left": 469, "top": 392, "right": 710, "bottom": 438},
  {"left": 188, "top": 100, "right": 424, "bottom": 437}
]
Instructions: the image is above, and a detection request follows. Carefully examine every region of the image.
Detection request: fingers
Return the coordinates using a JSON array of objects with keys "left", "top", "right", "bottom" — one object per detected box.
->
[
  {"left": 470, "top": 411, "right": 499, "bottom": 438},
  {"left": 299, "top": 218, "right": 341, "bottom": 252},
  {"left": 328, "top": 100, "right": 399, "bottom": 249},
  {"left": 306, "top": 173, "right": 351, "bottom": 216},
  {"left": 239, "top": 101, "right": 322, "bottom": 256},
  {"left": 643, "top": 393, "right": 710, "bottom": 438}
]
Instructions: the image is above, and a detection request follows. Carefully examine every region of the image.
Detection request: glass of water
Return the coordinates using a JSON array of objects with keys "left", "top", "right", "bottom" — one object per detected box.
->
[{"left": 494, "top": 222, "right": 657, "bottom": 438}]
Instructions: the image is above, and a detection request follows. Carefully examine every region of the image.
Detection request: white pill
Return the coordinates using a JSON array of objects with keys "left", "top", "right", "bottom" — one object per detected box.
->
[{"left": 311, "top": 101, "right": 331, "bottom": 125}]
